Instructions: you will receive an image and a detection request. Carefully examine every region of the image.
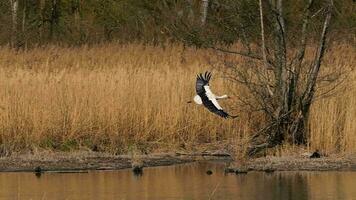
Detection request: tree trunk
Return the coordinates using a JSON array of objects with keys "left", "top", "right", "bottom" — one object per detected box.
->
[
  {"left": 259, "top": 0, "right": 267, "bottom": 69},
  {"left": 22, "top": 0, "right": 26, "bottom": 33},
  {"left": 38, "top": 0, "right": 45, "bottom": 44},
  {"left": 269, "top": 0, "right": 289, "bottom": 146},
  {"left": 49, "top": 0, "right": 61, "bottom": 41},
  {"left": 9, "top": 0, "right": 18, "bottom": 47},
  {"left": 73, "top": 0, "right": 80, "bottom": 30},
  {"left": 186, "top": 0, "right": 194, "bottom": 21},
  {"left": 21, "top": 0, "right": 27, "bottom": 48},
  {"left": 200, "top": 0, "right": 208, "bottom": 26},
  {"left": 270, "top": 0, "right": 332, "bottom": 146},
  {"left": 248, "top": 0, "right": 334, "bottom": 156},
  {"left": 296, "top": 0, "right": 333, "bottom": 143}
]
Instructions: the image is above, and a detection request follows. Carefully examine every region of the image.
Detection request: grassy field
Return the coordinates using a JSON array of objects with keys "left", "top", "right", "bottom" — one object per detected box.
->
[{"left": 0, "top": 43, "right": 354, "bottom": 156}]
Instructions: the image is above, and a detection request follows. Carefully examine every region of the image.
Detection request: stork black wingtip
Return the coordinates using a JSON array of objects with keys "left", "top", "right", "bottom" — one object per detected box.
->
[
  {"left": 199, "top": 73, "right": 204, "bottom": 81},
  {"left": 205, "top": 72, "right": 209, "bottom": 81}
]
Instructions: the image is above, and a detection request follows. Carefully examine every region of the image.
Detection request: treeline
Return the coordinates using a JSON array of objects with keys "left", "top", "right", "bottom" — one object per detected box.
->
[{"left": 0, "top": 0, "right": 355, "bottom": 47}]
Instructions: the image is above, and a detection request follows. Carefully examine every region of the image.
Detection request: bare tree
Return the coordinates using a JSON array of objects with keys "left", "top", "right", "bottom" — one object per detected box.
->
[{"left": 216, "top": 0, "right": 335, "bottom": 155}]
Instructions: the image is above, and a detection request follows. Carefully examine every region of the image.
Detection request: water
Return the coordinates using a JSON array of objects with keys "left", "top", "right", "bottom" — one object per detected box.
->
[{"left": 1, "top": 162, "right": 356, "bottom": 200}]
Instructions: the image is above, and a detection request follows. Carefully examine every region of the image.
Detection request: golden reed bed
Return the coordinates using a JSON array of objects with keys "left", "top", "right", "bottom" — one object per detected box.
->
[{"left": 0, "top": 43, "right": 354, "bottom": 155}]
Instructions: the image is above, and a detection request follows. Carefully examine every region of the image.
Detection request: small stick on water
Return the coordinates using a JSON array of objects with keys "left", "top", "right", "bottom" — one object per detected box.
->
[{"left": 208, "top": 182, "right": 221, "bottom": 200}]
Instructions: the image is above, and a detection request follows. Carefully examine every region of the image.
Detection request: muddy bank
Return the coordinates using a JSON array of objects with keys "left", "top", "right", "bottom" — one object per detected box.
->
[
  {"left": 1, "top": 151, "right": 356, "bottom": 172},
  {"left": 0, "top": 152, "right": 200, "bottom": 172},
  {"left": 244, "top": 155, "right": 356, "bottom": 171}
]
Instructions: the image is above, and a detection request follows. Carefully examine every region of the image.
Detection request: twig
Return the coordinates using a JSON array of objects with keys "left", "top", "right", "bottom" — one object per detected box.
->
[
  {"left": 208, "top": 182, "right": 221, "bottom": 200},
  {"left": 209, "top": 46, "right": 262, "bottom": 60}
]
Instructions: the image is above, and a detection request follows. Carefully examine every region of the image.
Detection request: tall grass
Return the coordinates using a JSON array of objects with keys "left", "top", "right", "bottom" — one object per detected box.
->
[
  {"left": 309, "top": 44, "right": 356, "bottom": 153},
  {"left": 0, "top": 43, "right": 354, "bottom": 155}
]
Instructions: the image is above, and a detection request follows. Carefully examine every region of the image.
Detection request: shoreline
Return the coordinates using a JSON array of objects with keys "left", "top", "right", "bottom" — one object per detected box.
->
[
  {"left": 1, "top": 151, "right": 356, "bottom": 173},
  {"left": 0, "top": 152, "right": 197, "bottom": 173}
]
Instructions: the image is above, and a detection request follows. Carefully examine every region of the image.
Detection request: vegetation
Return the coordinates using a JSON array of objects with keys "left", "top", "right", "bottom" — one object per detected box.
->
[
  {"left": 218, "top": 0, "right": 337, "bottom": 155},
  {"left": 0, "top": 43, "right": 354, "bottom": 156},
  {"left": 0, "top": 1, "right": 355, "bottom": 157},
  {"left": 0, "top": 1, "right": 354, "bottom": 47}
]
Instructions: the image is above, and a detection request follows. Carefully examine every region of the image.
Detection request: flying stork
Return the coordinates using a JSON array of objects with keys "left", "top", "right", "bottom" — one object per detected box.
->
[{"left": 188, "top": 71, "right": 237, "bottom": 119}]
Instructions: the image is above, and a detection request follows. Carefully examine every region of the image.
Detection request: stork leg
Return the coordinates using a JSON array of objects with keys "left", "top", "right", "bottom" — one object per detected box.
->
[{"left": 216, "top": 95, "right": 229, "bottom": 100}]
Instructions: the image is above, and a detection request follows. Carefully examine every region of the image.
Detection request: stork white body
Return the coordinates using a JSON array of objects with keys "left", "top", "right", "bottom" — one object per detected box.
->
[
  {"left": 193, "top": 86, "right": 228, "bottom": 107},
  {"left": 192, "top": 72, "right": 236, "bottom": 118}
]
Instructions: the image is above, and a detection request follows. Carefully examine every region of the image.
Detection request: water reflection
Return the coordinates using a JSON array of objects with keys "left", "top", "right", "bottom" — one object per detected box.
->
[{"left": 0, "top": 162, "right": 355, "bottom": 200}]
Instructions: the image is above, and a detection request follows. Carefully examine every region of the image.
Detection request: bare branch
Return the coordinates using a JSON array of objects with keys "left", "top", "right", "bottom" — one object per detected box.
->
[
  {"left": 258, "top": 0, "right": 275, "bottom": 97},
  {"left": 209, "top": 46, "right": 262, "bottom": 60},
  {"left": 292, "top": 0, "right": 314, "bottom": 67},
  {"left": 287, "top": 0, "right": 315, "bottom": 111},
  {"left": 303, "top": 0, "right": 333, "bottom": 105},
  {"left": 311, "top": 7, "right": 325, "bottom": 18},
  {"left": 259, "top": 0, "right": 269, "bottom": 69}
]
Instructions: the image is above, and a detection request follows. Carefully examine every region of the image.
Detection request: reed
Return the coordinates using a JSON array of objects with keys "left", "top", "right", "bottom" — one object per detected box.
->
[
  {"left": 0, "top": 43, "right": 354, "bottom": 155},
  {"left": 309, "top": 43, "right": 356, "bottom": 154}
]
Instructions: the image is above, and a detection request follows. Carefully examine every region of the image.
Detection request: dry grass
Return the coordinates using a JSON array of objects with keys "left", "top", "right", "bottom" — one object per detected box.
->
[
  {"left": 0, "top": 44, "right": 248, "bottom": 154},
  {"left": 309, "top": 44, "right": 356, "bottom": 154},
  {"left": 0, "top": 43, "right": 354, "bottom": 155}
]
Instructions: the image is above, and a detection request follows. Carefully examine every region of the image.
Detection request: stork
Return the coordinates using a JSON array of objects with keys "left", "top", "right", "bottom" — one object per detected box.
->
[{"left": 188, "top": 71, "right": 237, "bottom": 119}]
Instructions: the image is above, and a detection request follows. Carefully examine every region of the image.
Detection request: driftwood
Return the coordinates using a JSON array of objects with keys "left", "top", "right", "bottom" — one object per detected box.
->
[{"left": 175, "top": 152, "right": 232, "bottom": 158}]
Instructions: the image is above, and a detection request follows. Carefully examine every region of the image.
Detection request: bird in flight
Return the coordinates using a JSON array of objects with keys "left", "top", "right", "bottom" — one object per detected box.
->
[{"left": 188, "top": 71, "right": 237, "bottom": 119}]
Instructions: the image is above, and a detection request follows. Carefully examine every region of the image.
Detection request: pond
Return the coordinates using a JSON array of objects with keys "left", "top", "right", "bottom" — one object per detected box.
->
[{"left": 1, "top": 161, "right": 356, "bottom": 200}]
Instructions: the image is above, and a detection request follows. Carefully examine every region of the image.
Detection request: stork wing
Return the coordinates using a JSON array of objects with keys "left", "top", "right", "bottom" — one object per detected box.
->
[
  {"left": 196, "top": 71, "right": 211, "bottom": 95},
  {"left": 195, "top": 71, "right": 236, "bottom": 119},
  {"left": 202, "top": 85, "right": 230, "bottom": 118}
]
